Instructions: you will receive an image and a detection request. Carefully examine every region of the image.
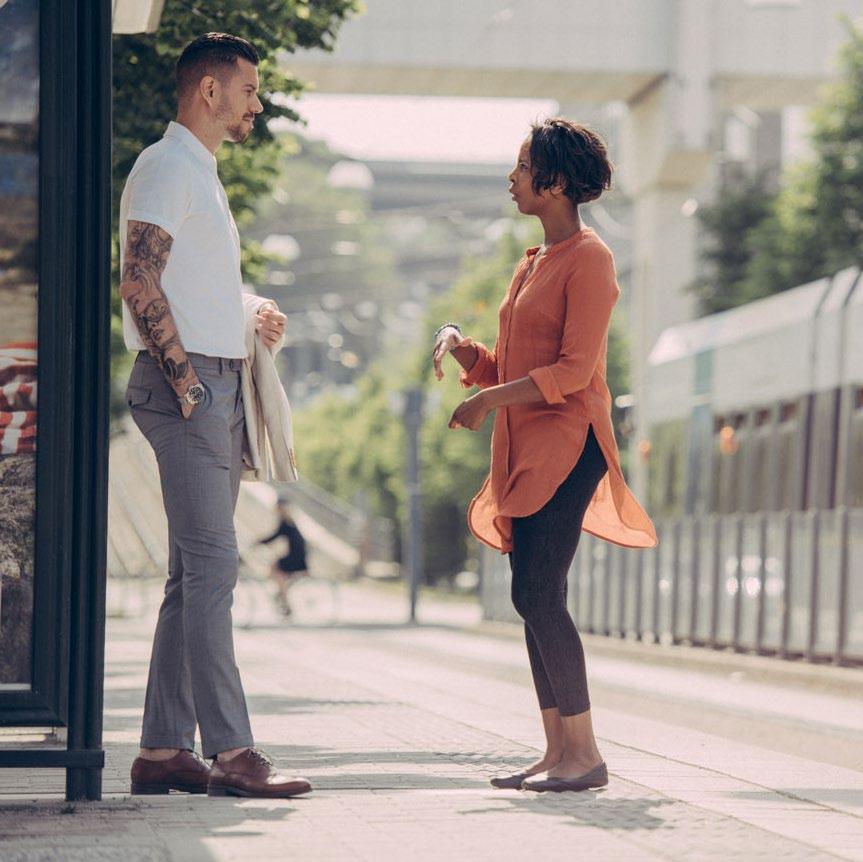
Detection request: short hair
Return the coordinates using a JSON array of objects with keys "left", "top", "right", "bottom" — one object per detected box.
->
[
  {"left": 175, "top": 33, "right": 260, "bottom": 100},
  {"left": 529, "top": 118, "right": 613, "bottom": 206}
]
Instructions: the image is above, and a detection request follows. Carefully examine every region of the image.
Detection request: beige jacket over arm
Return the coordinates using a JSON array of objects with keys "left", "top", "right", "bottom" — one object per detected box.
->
[{"left": 241, "top": 293, "right": 298, "bottom": 483}]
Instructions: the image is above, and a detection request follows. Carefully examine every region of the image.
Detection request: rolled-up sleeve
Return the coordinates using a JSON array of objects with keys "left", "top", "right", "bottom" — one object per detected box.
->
[
  {"left": 528, "top": 243, "right": 619, "bottom": 405},
  {"left": 459, "top": 337, "right": 499, "bottom": 389}
]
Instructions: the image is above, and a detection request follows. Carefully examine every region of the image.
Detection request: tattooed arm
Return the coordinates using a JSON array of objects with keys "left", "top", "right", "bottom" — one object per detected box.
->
[{"left": 120, "top": 220, "right": 199, "bottom": 418}]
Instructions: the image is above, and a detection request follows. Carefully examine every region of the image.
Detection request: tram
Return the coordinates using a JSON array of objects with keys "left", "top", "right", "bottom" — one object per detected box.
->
[{"left": 645, "top": 265, "right": 863, "bottom": 519}]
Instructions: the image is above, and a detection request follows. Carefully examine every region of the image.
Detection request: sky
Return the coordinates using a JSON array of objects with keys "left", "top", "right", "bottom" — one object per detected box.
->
[
  {"left": 287, "top": 94, "right": 560, "bottom": 164},
  {"left": 283, "top": 93, "right": 812, "bottom": 170}
]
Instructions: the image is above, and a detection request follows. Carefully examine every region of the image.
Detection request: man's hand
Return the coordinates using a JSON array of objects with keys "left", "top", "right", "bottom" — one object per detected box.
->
[
  {"left": 256, "top": 307, "right": 286, "bottom": 350},
  {"left": 448, "top": 391, "right": 493, "bottom": 431}
]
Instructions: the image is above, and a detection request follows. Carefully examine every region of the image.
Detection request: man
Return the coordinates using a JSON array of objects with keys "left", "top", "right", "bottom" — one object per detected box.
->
[{"left": 121, "top": 33, "right": 310, "bottom": 799}]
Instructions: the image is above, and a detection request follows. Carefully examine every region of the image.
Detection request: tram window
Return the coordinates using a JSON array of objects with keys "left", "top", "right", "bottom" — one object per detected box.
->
[
  {"left": 648, "top": 420, "right": 686, "bottom": 517},
  {"left": 715, "top": 419, "right": 743, "bottom": 513},
  {"left": 848, "top": 391, "right": 863, "bottom": 506},
  {"left": 780, "top": 401, "right": 798, "bottom": 423},
  {"left": 749, "top": 410, "right": 772, "bottom": 511},
  {"left": 664, "top": 449, "right": 678, "bottom": 509},
  {"left": 775, "top": 400, "right": 801, "bottom": 510}
]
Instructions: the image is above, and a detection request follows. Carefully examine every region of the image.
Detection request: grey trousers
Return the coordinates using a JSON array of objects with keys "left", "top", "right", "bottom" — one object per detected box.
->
[{"left": 126, "top": 351, "right": 254, "bottom": 758}]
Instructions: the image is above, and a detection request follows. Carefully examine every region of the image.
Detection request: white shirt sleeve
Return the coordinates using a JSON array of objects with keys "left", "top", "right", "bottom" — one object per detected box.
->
[{"left": 125, "top": 152, "right": 192, "bottom": 238}]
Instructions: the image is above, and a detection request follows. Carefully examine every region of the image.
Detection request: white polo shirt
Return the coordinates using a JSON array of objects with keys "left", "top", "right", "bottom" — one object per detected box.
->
[{"left": 120, "top": 121, "right": 247, "bottom": 359}]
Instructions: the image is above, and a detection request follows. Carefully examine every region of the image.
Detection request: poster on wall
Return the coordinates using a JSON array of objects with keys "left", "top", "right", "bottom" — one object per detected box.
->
[{"left": 0, "top": 0, "right": 39, "bottom": 689}]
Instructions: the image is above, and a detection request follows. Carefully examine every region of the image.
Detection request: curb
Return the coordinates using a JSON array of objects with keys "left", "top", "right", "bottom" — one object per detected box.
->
[{"left": 473, "top": 619, "right": 863, "bottom": 698}]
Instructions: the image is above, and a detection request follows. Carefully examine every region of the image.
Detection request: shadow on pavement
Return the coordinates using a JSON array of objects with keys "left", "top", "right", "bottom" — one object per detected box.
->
[
  {"left": 461, "top": 793, "right": 678, "bottom": 830},
  {"left": 0, "top": 796, "right": 300, "bottom": 861}
]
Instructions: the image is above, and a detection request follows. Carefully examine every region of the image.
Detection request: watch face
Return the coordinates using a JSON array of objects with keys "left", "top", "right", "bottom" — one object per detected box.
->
[{"left": 187, "top": 383, "right": 205, "bottom": 405}]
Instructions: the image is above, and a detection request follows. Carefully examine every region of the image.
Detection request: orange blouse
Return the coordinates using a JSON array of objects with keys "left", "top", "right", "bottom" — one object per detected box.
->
[{"left": 460, "top": 227, "right": 657, "bottom": 553}]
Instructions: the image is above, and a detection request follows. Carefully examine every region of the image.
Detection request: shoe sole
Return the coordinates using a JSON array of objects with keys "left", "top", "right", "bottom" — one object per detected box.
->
[
  {"left": 130, "top": 783, "right": 207, "bottom": 795},
  {"left": 522, "top": 763, "right": 609, "bottom": 793},
  {"left": 207, "top": 784, "right": 312, "bottom": 799},
  {"left": 526, "top": 780, "right": 608, "bottom": 793},
  {"left": 489, "top": 774, "right": 531, "bottom": 790}
]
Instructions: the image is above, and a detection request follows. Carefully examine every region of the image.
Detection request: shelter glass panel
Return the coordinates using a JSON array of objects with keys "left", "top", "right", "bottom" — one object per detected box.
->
[{"left": 0, "top": 0, "right": 39, "bottom": 690}]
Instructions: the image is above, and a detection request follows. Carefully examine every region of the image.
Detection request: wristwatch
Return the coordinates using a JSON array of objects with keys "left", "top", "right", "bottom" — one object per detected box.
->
[{"left": 179, "top": 382, "right": 205, "bottom": 406}]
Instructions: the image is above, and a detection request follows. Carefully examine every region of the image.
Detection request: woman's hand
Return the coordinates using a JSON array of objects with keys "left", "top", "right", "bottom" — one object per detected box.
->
[
  {"left": 432, "top": 326, "right": 463, "bottom": 380},
  {"left": 448, "top": 391, "right": 492, "bottom": 431}
]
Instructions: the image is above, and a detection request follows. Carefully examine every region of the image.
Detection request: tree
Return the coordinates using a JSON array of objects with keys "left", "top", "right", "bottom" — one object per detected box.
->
[
  {"left": 749, "top": 21, "right": 863, "bottom": 295},
  {"left": 110, "top": 0, "right": 360, "bottom": 415},
  {"left": 689, "top": 169, "right": 777, "bottom": 315},
  {"left": 698, "top": 20, "right": 863, "bottom": 311}
]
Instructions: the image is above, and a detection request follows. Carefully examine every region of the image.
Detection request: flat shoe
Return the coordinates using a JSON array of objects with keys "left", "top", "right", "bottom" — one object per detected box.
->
[
  {"left": 489, "top": 771, "right": 533, "bottom": 789},
  {"left": 521, "top": 762, "right": 608, "bottom": 793}
]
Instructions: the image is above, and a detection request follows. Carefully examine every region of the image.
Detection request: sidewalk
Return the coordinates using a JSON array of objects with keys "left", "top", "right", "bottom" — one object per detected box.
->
[{"left": 1, "top": 579, "right": 862, "bottom": 861}]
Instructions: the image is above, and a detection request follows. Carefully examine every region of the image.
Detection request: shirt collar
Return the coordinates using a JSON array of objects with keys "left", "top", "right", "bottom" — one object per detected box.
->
[
  {"left": 526, "top": 227, "right": 593, "bottom": 258},
  {"left": 164, "top": 121, "right": 217, "bottom": 172}
]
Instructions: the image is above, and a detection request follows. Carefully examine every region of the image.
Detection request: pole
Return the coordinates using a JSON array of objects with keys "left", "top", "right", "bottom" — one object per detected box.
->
[{"left": 404, "top": 388, "right": 423, "bottom": 622}]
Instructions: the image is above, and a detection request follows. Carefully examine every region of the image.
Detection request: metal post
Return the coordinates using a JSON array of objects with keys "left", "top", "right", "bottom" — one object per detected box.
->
[
  {"left": 66, "top": 0, "right": 112, "bottom": 801},
  {"left": 756, "top": 512, "right": 768, "bottom": 654},
  {"left": 835, "top": 507, "right": 850, "bottom": 665},
  {"left": 404, "top": 388, "right": 423, "bottom": 623},
  {"left": 671, "top": 519, "right": 682, "bottom": 644},
  {"left": 732, "top": 514, "right": 744, "bottom": 651}
]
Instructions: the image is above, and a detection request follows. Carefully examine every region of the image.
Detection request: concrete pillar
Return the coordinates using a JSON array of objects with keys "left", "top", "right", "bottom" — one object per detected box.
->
[{"left": 620, "top": 0, "right": 716, "bottom": 497}]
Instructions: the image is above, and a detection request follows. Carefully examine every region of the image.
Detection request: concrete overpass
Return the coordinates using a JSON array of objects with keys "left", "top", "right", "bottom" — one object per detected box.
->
[{"left": 288, "top": 0, "right": 863, "bottom": 493}]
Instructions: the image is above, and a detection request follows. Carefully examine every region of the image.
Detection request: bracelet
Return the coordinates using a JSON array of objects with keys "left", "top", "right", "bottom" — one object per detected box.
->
[{"left": 434, "top": 322, "right": 462, "bottom": 341}]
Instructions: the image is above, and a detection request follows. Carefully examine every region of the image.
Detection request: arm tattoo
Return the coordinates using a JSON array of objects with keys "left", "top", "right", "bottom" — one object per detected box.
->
[{"left": 120, "top": 221, "right": 196, "bottom": 393}]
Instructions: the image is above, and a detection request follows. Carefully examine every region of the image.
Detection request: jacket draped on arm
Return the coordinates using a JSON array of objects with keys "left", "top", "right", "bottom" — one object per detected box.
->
[{"left": 241, "top": 293, "right": 298, "bottom": 483}]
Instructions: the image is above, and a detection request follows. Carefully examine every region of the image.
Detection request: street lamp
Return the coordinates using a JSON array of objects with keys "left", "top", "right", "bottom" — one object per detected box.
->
[{"left": 388, "top": 387, "right": 424, "bottom": 623}]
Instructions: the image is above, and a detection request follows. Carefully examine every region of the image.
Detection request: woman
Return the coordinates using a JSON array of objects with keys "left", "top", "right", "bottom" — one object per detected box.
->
[
  {"left": 259, "top": 500, "right": 308, "bottom": 617},
  {"left": 433, "top": 119, "right": 657, "bottom": 793}
]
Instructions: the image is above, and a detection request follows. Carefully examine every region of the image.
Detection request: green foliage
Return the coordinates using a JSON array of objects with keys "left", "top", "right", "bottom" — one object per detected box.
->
[
  {"left": 689, "top": 170, "right": 777, "bottom": 315},
  {"left": 295, "top": 225, "right": 632, "bottom": 582},
  {"left": 110, "top": 0, "right": 360, "bottom": 418},
  {"left": 696, "top": 20, "right": 863, "bottom": 312},
  {"left": 293, "top": 368, "right": 404, "bottom": 523}
]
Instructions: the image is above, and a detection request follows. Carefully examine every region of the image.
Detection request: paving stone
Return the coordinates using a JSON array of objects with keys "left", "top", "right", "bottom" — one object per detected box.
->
[{"left": 1, "top": 584, "right": 861, "bottom": 861}]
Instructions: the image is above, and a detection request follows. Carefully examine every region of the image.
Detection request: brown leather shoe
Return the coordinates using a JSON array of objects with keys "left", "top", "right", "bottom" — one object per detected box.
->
[
  {"left": 130, "top": 749, "right": 211, "bottom": 795},
  {"left": 208, "top": 748, "right": 312, "bottom": 798}
]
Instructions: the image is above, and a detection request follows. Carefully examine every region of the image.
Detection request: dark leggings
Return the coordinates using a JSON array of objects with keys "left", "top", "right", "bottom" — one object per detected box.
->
[{"left": 509, "top": 426, "right": 608, "bottom": 717}]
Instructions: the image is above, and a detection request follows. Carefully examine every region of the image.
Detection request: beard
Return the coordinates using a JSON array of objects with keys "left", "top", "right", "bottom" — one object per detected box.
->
[
  {"left": 226, "top": 122, "right": 251, "bottom": 143},
  {"left": 216, "top": 96, "right": 252, "bottom": 143}
]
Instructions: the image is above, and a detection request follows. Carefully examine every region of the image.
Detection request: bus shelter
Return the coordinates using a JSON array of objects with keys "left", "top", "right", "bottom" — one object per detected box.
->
[{"left": 0, "top": 0, "right": 160, "bottom": 802}]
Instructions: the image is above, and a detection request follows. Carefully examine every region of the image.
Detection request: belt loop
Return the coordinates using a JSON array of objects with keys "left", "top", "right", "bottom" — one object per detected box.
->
[{"left": 218, "top": 357, "right": 224, "bottom": 374}]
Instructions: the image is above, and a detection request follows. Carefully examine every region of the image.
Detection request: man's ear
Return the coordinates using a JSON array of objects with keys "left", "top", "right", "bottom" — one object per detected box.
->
[{"left": 199, "top": 74, "right": 218, "bottom": 108}]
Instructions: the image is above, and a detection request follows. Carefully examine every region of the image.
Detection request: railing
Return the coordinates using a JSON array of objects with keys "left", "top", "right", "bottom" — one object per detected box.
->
[{"left": 480, "top": 507, "right": 863, "bottom": 665}]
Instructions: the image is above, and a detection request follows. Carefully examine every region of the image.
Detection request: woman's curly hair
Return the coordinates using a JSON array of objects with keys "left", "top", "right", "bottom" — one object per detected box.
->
[{"left": 529, "top": 118, "right": 613, "bottom": 206}]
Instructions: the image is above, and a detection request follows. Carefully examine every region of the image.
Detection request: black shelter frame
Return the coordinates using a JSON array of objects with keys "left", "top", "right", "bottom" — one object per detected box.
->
[{"left": 0, "top": 0, "right": 112, "bottom": 800}]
